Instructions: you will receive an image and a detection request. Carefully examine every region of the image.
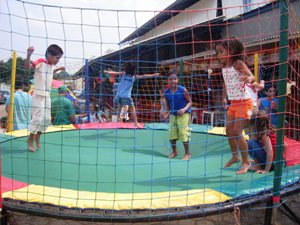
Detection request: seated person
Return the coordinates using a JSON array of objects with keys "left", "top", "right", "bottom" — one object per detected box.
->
[
  {"left": 247, "top": 110, "right": 286, "bottom": 174},
  {"left": 78, "top": 102, "right": 104, "bottom": 123},
  {"left": 99, "top": 106, "right": 109, "bottom": 122},
  {"left": 51, "top": 86, "right": 76, "bottom": 125}
]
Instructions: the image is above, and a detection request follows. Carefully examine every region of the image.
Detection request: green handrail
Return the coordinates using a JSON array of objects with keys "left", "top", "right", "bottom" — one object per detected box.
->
[
  {"left": 179, "top": 59, "right": 183, "bottom": 84},
  {"left": 272, "top": 0, "right": 289, "bottom": 204}
]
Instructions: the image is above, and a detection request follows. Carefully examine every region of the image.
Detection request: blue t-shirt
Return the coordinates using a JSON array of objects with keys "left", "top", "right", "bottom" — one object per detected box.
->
[
  {"left": 117, "top": 74, "right": 135, "bottom": 98},
  {"left": 5, "top": 91, "right": 32, "bottom": 130},
  {"left": 164, "top": 85, "right": 191, "bottom": 116},
  {"left": 259, "top": 97, "right": 278, "bottom": 127}
]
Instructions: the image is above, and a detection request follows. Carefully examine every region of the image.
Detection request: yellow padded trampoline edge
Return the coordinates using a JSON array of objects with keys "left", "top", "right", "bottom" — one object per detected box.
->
[{"left": 3, "top": 185, "right": 231, "bottom": 210}]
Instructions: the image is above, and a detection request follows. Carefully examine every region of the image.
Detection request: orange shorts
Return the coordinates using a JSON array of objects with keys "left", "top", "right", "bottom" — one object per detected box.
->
[{"left": 227, "top": 98, "right": 253, "bottom": 119}]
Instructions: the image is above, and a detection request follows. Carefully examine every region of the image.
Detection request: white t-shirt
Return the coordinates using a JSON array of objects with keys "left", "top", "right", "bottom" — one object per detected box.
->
[
  {"left": 32, "top": 58, "right": 54, "bottom": 97},
  {"left": 82, "top": 112, "right": 101, "bottom": 123}
]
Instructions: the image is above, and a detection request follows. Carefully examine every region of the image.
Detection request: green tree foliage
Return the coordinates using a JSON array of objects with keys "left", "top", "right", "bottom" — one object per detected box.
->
[{"left": 0, "top": 57, "right": 33, "bottom": 84}]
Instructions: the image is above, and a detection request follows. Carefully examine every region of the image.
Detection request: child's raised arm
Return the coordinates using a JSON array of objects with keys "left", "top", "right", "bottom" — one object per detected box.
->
[
  {"left": 253, "top": 80, "right": 265, "bottom": 91},
  {"left": 103, "top": 70, "right": 124, "bottom": 75},
  {"left": 25, "top": 46, "right": 34, "bottom": 69},
  {"left": 53, "top": 66, "right": 65, "bottom": 74},
  {"left": 135, "top": 73, "right": 159, "bottom": 79}
]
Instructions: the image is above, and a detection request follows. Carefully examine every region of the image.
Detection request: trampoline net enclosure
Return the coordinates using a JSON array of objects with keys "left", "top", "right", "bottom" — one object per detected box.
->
[{"left": 1, "top": 0, "right": 300, "bottom": 222}]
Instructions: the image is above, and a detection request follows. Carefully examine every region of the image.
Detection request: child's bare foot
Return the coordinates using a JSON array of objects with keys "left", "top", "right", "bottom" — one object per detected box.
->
[
  {"left": 168, "top": 152, "right": 178, "bottom": 159},
  {"left": 27, "top": 139, "right": 35, "bottom": 152},
  {"left": 34, "top": 132, "right": 42, "bottom": 149},
  {"left": 236, "top": 162, "right": 251, "bottom": 174},
  {"left": 182, "top": 153, "right": 191, "bottom": 160},
  {"left": 248, "top": 160, "right": 262, "bottom": 171},
  {"left": 35, "top": 139, "right": 41, "bottom": 149},
  {"left": 224, "top": 156, "right": 241, "bottom": 167}
]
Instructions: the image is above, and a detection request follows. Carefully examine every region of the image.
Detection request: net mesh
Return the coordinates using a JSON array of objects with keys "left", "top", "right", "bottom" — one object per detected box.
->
[{"left": 0, "top": 0, "right": 299, "bottom": 222}]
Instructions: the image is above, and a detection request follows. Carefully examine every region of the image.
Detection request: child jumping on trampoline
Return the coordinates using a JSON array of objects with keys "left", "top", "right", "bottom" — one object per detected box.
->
[
  {"left": 216, "top": 37, "right": 255, "bottom": 174},
  {"left": 25, "top": 45, "right": 64, "bottom": 152},
  {"left": 104, "top": 62, "right": 159, "bottom": 128},
  {"left": 162, "top": 73, "right": 192, "bottom": 160}
]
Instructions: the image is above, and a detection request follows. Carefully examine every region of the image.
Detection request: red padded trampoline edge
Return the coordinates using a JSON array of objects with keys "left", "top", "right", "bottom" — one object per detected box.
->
[{"left": 74, "top": 122, "right": 145, "bottom": 129}]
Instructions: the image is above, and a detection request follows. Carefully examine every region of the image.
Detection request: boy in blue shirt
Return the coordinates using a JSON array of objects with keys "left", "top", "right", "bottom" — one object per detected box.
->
[
  {"left": 162, "top": 73, "right": 192, "bottom": 160},
  {"left": 104, "top": 63, "right": 159, "bottom": 128},
  {"left": 257, "top": 85, "right": 278, "bottom": 127},
  {"left": 5, "top": 80, "right": 32, "bottom": 130}
]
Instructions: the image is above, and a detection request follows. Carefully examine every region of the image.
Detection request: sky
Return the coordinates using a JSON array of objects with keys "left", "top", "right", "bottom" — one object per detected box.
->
[{"left": 0, "top": 0, "right": 176, "bottom": 73}]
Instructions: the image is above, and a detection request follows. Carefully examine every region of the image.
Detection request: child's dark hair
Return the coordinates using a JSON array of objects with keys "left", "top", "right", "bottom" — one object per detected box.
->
[
  {"left": 15, "top": 79, "right": 29, "bottom": 91},
  {"left": 265, "top": 84, "right": 277, "bottom": 91},
  {"left": 92, "top": 103, "right": 99, "bottom": 111},
  {"left": 217, "top": 37, "right": 244, "bottom": 61},
  {"left": 15, "top": 79, "right": 23, "bottom": 89},
  {"left": 124, "top": 62, "right": 135, "bottom": 75},
  {"left": 251, "top": 110, "right": 273, "bottom": 140},
  {"left": 168, "top": 69, "right": 177, "bottom": 76},
  {"left": 46, "top": 44, "right": 63, "bottom": 57},
  {"left": 22, "top": 81, "right": 30, "bottom": 92}
]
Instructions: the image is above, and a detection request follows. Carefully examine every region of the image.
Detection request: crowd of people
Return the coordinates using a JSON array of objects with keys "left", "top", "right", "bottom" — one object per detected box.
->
[{"left": 0, "top": 37, "right": 287, "bottom": 175}]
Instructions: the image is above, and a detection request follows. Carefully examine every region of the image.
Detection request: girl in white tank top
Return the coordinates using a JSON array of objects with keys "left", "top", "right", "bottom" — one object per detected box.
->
[{"left": 216, "top": 37, "right": 255, "bottom": 175}]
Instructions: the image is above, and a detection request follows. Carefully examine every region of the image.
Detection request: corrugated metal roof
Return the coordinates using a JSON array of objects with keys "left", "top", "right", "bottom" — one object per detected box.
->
[
  {"left": 74, "top": 0, "right": 299, "bottom": 78},
  {"left": 119, "top": 0, "right": 200, "bottom": 45},
  {"left": 119, "top": 1, "right": 284, "bottom": 45}
]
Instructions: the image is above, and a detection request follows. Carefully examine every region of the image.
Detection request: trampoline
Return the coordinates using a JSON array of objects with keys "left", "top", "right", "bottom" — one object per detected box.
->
[
  {"left": 1, "top": 0, "right": 300, "bottom": 223},
  {"left": 1, "top": 123, "right": 299, "bottom": 222}
]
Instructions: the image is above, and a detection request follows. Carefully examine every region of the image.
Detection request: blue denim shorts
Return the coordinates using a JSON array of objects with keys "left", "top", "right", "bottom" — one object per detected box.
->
[
  {"left": 114, "top": 96, "right": 134, "bottom": 106},
  {"left": 247, "top": 139, "right": 267, "bottom": 164}
]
